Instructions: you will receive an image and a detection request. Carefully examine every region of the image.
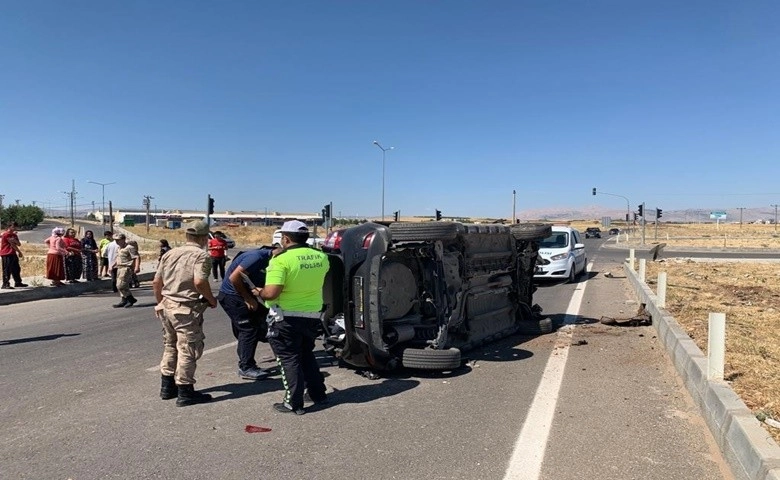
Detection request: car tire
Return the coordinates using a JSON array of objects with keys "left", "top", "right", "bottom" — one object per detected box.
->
[
  {"left": 389, "top": 222, "right": 459, "bottom": 242},
  {"left": 580, "top": 257, "right": 588, "bottom": 278},
  {"left": 510, "top": 222, "right": 552, "bottom": 241},
  {"left": 401, "top": 347, "right": 461, "bottom": 370},
  {"left": 517, "top": 317, "right": 553, "bottom": 335},
  {"left": 568, "top": 263, "right": 577, "bottom": 283}
]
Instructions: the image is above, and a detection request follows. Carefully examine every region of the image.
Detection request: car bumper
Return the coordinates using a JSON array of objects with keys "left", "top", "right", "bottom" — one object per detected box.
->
[{"left": 534, "top": 259, "right": 571, "bottom": 278}]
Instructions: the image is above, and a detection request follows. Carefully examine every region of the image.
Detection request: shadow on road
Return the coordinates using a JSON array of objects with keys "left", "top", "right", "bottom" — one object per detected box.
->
[
  {"left": 0, "top": 332, "right": 80, "bottom": 346},
  {"left": 200, "top": 379, "right": 284, "bottom": 402},
  {"left": 306, "top": 378, "right": 420, "bottom": 413}
]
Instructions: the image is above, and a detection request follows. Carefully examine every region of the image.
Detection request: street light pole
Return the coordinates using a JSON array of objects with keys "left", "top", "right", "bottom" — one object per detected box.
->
[
  {"left": 88, "top": 180, "right": 116, "bottom": 227},
  {"left": 512, "top": 190, "right": 516, "bottom": 224},
  {"left": 592, "top": 188, "right": 630, "bottom": 230},
  {"left": 373, "top": 140, "right": 394, "bottom": 221},
  {"left": 772, "top": 204, "right": 779, "bottom": 232}
]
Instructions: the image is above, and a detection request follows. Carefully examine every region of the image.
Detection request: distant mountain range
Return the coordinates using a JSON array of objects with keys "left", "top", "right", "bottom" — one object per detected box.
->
[{"left": 516, "top": 205, "right": 779, "bottom": 224}]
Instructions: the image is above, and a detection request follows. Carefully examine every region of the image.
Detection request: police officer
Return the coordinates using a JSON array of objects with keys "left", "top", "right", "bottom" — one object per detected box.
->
[
  {"left": 255, "top": 220, "right": 330, "bottom": 415},
  {"left": 218, "top": 246, "right": 279, "bottom": 380},
  {"left": 152, "top": 220, "right": 217, "bottom": 407}
]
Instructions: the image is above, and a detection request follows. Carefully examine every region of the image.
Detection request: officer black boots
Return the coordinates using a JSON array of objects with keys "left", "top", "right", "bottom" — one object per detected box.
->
[
  {"left": 113, "top": 297, "right": 128, "bottom": 308},
  {"left": 160, "top": 375, "right": 178, "bottom": 400},
  {"left": 176, "top": 384, "right": 213, "bottom": 407},
  {"left": 125, "top": 295, "right": 137, "bottom": 308}
]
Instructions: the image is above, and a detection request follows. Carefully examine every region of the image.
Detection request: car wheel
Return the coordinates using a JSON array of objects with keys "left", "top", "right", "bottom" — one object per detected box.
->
[
  {"left": 568, "top": 263, "right": 577, "bottom": 283},
  {"left": 580, "top": 257, "right": 588, "bottom": 278},
  {"left": 389, "top": 222, "right": 459, "bottom": 241},
  {"left": 517, "top": 317, "right": 553, "bottom": 335},
  {"left": 401, "top": 347, "right": 461, "bottom": 370},
  {"left": 510, "top": 222, "right": 552, "bottom": 241}
]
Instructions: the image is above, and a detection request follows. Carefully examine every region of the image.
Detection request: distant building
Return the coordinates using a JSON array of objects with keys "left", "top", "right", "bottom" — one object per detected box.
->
[{"left": 93, "top": 210, "right": 322, "bottom": 228}]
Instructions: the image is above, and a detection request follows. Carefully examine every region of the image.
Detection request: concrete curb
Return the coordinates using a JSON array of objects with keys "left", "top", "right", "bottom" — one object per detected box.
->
[
  {"left": 624, "top": 263, "right": 780, "bottom": 480},
  {"left": 0, "top": 270, "right": 156, "bottom": 306}
]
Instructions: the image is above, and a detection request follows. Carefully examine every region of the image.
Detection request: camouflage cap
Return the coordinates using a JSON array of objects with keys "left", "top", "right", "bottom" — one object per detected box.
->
[{"left": 186, "top": 220, "right": 210, "bottom": 236}]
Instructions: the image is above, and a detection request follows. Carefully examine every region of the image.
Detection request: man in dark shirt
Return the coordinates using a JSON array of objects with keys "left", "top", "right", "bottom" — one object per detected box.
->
[{"left": 218, "top": 247, "right": 278, "bottom": 380}]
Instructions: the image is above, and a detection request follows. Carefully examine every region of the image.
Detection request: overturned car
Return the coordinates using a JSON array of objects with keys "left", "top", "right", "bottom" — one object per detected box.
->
[{"left": 319, "top": 221, "right": 552, "bottom": 371}]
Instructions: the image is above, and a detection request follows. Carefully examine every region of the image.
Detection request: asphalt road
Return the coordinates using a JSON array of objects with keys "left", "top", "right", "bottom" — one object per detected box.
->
[
  {"left": 0, "top": 239, "right": 733, "bottom": 480},
  {"left": 17, "top": 219, "right": 106, "bottom": 245}
]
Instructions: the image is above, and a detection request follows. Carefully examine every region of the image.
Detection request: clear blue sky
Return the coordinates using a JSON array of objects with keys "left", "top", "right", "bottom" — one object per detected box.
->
[{"left": 2, "top": 1, "right": 779, "bottom": 219}]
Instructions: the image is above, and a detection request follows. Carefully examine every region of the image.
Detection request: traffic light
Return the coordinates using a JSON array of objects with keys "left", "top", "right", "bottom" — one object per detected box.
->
[
  {"left": 637, "top": 204, "right": 643, "bottom": 217},
  {"left": 592, "top": 188, "right": 596, "bottom": 196},
  {"left": 435, "top": 209, "right": 442, "bottom": 221},
  {"left": 656, "top": 208, "right": 662, "bottom": 219},
  {"left": 393, "top": 211, "right": 399, "bottom": 222},
  {"left": 207, "top": 195, "right": 215, "bottom": 215},
  {"left": 321, "top": 208, "right": 327, "bottom": 221},
  {"left": 323, "top": 204, "right": 331, "bottom": 219}
]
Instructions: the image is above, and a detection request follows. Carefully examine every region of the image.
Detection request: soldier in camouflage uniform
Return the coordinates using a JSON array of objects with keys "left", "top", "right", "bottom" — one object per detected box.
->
[
  {"left": 152, "top": 220, "right": 217, "bottom": 407},
  {"left": 113, "top": 239, "right": 140, "bottom": 308}
]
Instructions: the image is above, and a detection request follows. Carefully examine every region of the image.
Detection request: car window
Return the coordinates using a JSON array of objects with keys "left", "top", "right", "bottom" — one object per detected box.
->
[
  {"left": 539, "top": 232, "right": 569, "bottom": 249},
  {"left": 573, "top": 231, "right": 582, "bottom": 243}
]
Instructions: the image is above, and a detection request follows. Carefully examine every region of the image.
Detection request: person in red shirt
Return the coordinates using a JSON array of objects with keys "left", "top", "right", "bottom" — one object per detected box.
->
[
  {"left": 1, "top": 222, "right": 27, "bottom": 289},
  {"left": 63, "top": 228, "right": 84, "bottom": 283},
  {"left": 208, "top": 231, "right": 229, "bottom": 280}
]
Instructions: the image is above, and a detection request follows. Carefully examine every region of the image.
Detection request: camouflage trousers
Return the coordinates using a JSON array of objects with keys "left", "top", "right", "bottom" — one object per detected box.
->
[
  {"left": 116, "top": 266, "right": 133, "bottom": 298},
  {"left": 157, "top": 298, "right": 206, "bottom": 385}
]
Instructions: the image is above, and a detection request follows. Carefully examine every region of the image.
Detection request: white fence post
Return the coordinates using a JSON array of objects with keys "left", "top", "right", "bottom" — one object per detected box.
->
[
  {"left": 657, "top": 271, "right": 667, "bottom": 308},
  {"left": 638, "top": 259, "right": 646, "bottom": 282},
  {"left": 628, "top": 248, "right": 635, "bottom": 271},
  {"left": 708, "top": 312, "right": 726, "bottom": 380}
]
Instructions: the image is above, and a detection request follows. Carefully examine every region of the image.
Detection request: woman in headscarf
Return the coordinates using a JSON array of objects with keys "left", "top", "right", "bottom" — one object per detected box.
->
[
  {"left": 158, "top": 239, "right": 171, "bottom": 263},
  {"left": 81, "top": 230, "right": 99, "bottom": 281},
  {"left": 63, "top": 228, "right": 83, "bottom": 283},
  {"left": 44, "top": 227, "right": 67, "bottom": 287}
]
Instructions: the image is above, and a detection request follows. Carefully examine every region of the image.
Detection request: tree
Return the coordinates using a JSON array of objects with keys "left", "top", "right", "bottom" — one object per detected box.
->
[{"left": 1, "top": 204, "right": 45, "bottom": 229}]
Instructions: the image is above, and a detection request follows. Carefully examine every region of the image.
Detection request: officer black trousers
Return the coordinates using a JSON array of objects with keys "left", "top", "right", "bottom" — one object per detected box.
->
[
  {"left": 218, "top": 293, "right": 268, "bottom": 370},
  {"left": 268, "top": 317, "right": 326, "bottom": 409}
]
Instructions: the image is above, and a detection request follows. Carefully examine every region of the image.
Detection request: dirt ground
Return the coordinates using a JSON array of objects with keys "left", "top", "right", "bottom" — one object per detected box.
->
[{"left": 643, "top": 259, "right": 780, "bottom": 444}]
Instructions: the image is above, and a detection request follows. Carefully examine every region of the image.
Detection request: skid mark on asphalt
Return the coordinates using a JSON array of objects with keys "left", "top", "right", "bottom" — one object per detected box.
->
[
  {"left": 145, "top": 340, "right": 238, "bottom": 372},
  {"left": 503, "top": 269, "right": 588, "bottom": 479}
]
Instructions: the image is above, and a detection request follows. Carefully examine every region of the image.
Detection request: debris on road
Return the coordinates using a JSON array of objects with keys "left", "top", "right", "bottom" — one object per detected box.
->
[
  {"left": 245, "top": 425, "right": 272, "bottom": 433},
  {"left": 600, "top": 305, "right": 652, "bottom": 327}
]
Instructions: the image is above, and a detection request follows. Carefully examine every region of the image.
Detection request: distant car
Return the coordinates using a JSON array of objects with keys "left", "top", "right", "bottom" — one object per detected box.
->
[
  {"left": 608, "top": 228, "right": 620, "bottom": 235},
  {"left": 272, "top": 229, "right": 324, "bottom": 248},
  {"left": 208, "top": 231, "right": 235, "bottom": 249},
  {"left": 584, "top": 227, "right": 602, "bottom": 239}
]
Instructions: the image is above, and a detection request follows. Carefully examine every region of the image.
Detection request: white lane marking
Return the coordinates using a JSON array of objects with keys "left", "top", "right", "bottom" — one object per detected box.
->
[
  {"left": 145, "top": 340, "right": 238, "bottom": 372},
  {"left": 503, "top": 278, "right": 588, "bottom": 479}
]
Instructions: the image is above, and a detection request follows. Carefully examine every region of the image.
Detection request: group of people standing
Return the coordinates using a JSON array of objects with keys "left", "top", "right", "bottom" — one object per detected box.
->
[
  {"left": 43, "top": 228, "right": 141, "bottom": 294},
  {"left": 154, "top": 219, "right": 330, "bottom": 414}
]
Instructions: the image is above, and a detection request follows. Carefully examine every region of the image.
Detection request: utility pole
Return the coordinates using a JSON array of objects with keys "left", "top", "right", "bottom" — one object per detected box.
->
[
  {"left": 512, "top": 189, "right": 516, "bottom": 224},
  {"left": 69, "top": 179, "right": 77, "bottom": 227},
  {"left": 108, "top": 201, "right": 114, "bottom": 234},
  {"left": 738, "top": 207, "right": 745, "bottom": 228},
  {"left": 772, "top": 204, "right": 779, "bottom": 232},
  {"left": 143, "top": 195, "right": 154, "bottom": 233}
]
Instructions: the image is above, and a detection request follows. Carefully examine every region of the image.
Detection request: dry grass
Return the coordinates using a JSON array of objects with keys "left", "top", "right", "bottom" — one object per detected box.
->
[
  {"left": 18, "top": 243, "right": 158, "bottom": 279},
  {"left": 645, "top": 260, "right": 780, "bottom": 443}
]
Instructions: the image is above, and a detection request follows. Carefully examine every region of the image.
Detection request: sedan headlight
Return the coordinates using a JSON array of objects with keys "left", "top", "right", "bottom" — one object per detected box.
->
[{"left": 550, "top": 252, "right": 569, "bottom": 261}]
